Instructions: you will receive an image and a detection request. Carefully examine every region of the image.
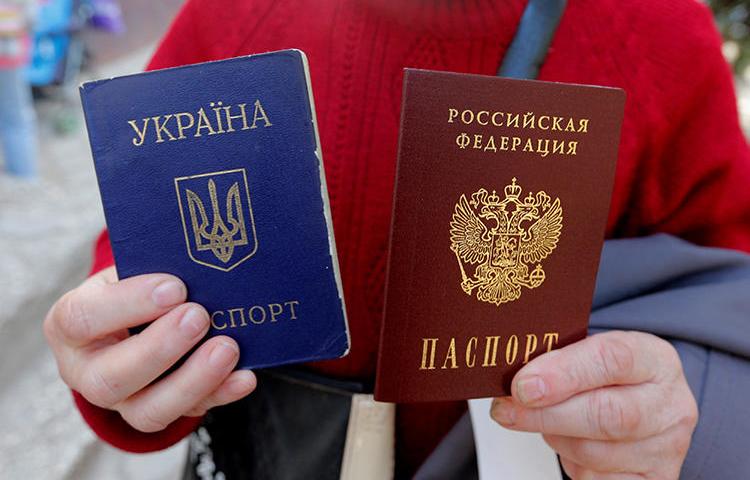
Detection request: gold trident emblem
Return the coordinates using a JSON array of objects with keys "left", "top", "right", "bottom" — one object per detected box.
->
[
  {"left": 175, "top": 169, "right": 258, "bottom": 271},
  {"left": 186, "top": 178, "right": 248, "bottom": 263}
]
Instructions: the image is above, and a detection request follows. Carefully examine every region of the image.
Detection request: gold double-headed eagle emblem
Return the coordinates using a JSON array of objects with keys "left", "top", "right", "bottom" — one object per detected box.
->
[
  {"left": 450, "top": 178, "right": 563, "bottom": 306},
  {"left": 175, "top": 169, "right": 258, "bottom": 272}
]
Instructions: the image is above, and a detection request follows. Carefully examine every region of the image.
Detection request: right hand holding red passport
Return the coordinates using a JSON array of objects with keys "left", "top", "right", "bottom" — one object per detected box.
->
[
  {"left": 43, "top": 266, "right": 257, "bottom": 432},
  {"left": 491, "top": 331, "right": 698, "bottom": 478}
]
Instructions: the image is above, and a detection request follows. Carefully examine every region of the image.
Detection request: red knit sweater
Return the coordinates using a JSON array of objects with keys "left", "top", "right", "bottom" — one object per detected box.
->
[{"left": 74, "top": 0, "right": 750, "bottom": 475}]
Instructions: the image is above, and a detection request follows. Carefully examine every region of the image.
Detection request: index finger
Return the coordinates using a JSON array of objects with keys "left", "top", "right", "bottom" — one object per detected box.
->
[
  {"left": 50, "top": 267, "right": 188, "bottom": 345},
  {"left": 510, "top": 331, "right": 663, "bottom": 408}
]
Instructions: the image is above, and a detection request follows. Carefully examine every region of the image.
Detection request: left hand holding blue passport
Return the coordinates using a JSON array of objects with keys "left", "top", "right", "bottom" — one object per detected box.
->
[{"left": 80, "top": 49, "right": 350, "bottom": 369}]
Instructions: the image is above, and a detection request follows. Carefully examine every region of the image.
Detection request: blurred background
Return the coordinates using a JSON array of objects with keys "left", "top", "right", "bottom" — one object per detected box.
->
[
  {"left": 0, "top": 1, "right": 187, "bottom": 479},
  {"left": 0, "top": 1, "right": 749, "bottom": 479}
]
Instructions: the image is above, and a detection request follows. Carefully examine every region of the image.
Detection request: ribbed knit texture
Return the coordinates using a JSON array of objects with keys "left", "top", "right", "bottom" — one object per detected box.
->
[{"left": 76, "top": 0, "right": 750, "bottom": 476}]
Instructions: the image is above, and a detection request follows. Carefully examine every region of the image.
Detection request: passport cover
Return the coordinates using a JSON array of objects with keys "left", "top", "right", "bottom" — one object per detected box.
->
[
  {"left": 80, "top": 49, "right": 349, "bottom": 369},
  {"left": 374, "top": 70, "right": 625, "bottom": 402}
]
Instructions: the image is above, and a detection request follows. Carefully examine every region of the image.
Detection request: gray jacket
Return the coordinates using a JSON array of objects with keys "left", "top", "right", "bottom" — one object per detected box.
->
[{"left": 417, "top": 234, "right": 750, "bottom": 479}]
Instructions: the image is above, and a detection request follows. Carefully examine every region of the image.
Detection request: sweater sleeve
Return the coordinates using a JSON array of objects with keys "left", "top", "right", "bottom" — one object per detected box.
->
[
  {"left": 71, "top": 0, "right": 225, "bottom": 452},
  {"left": 634, "top": 6, "right": 750, "bottom": 253}
]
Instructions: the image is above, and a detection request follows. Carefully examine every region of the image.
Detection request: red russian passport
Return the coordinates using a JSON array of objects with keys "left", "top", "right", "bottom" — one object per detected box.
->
[{"left": 374, "top": 70, "right": 625, "bottom": 402}]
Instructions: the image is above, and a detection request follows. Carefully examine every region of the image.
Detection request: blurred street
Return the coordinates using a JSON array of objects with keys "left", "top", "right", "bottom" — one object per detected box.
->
[{"left": 0, "top": 2, "right": 187, "bottom": 479}]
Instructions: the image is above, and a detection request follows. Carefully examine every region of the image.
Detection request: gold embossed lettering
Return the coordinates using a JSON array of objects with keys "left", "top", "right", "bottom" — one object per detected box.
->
[
  {"left": 174, "top": 112, "right": 195, "bottom": 140},
  {"left": 152, "top": 114, "right": 176, "bottom": 143},
  {"left": 249, "top": 305, "right": 266, "bottom": 324},
  {"left": 543, "top": 332, "right": 559, "bottom": 352},
  {"left": 476, "top": 111, "right": 489, "bottom": 126},
  {"left": 483, "top": 135, "right": 497, "bottom": 152},
  {"left": 211, "top": 101, "right": 226, "bottom": 133},
  {"left": 523, "top": 334, "right": 538, "bottom": 364},
  {"left": 441, "top": 337, "right": 458, "bottom": 369},
  {"left": 522, "top": 112, "right": 535, "bottom": 129},
  {"left": 473, "top": 134, "right": 483, "bottom": 149},
  {"left": 228, "top": 308, "right": 246, "bottom": 328},
  {"left": 567, "top": 141, "right": 578, "bottom": 155},
  {"left": 465, "top": 336, "right": 478, "bottom": 368},
  {"left": 195, "top": 107, "right": 216, "bottom": 137},
  {"left": 461, "top": 109, "right": 474, "bottom": 124},
  {"left": 268, "top": 303, "right": 283, "bottom": 322},
  {"left": 506, "top": 113, "right": 520, "bottom": 128},
  {"left": 482, "top": 335, "right": 501, "bottom": 367},
  {"left": 284, "top": 300, "right": 300, "bottom": 320},
  {"left": 211, "top": 311, "right": 227, "bottom": 330},
  {"left": 491, "top": 111, "right": 504, "bottom": 127},
  {"left": 128, "top": 118, "right": 149, "bottom": 146},
  {"left": 511, "top": 136, "right": 521, "bottom": 151},
  {"left": 223, "top": 103, "right": 249, "bottom": 132},
  {"left": 250, "top": 100, "right": 272, "bottom": 128},
  {"left": 420, "top": 338, "right": 438, "bottom": 370},
  {"left": 506, "top": 334, "right": 519, "bottom": 365}
]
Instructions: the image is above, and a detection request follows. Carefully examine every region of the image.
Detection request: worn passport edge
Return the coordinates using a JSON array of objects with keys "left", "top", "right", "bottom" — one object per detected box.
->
[
  {"left": 297, "top": 49, "right": 351, "bottom": 358},
  {"left": 79, "top": 48, "right": 350, "bottom": 361},
  {"left": 373, "top": 68, "right": 626, "bottom": 402}
]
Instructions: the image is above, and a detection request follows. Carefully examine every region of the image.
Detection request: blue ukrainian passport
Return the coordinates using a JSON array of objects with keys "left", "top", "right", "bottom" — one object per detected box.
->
[{"left": 80, "top": 49, "right": 349, "bottom": 369}]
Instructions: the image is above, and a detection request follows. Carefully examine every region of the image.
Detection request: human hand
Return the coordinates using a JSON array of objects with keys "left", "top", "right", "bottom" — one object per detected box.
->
[
  {"left": 491, "top": 331, "right": 698, "bottom": 479},
  {"left": 44, "top": 266, "right": 256, "bottom": 432}
]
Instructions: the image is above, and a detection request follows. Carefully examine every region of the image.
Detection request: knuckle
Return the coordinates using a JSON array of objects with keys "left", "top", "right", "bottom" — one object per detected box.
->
[
  {"left": 672, "top": 431, "right": 693, "bottom": 459},
  {"left": 677, "top": 395, "right": 699, "bottom": 432},
  {"left": 121, "top": 407, "right": 168, "bottom": 433},
  {"left": 59, "top": 369, "right": 75, "bottom": 389},
  {"left": 140, "top": 339, "right": 173, "bottom": 370},
  {"left": 181, "top": 372, "right": 216, "bottom": 403},
  {"left": 139, "top": 332, "right": 192, "bottom": 374},
  {"left": 592, "top": 390, "right": 640, "bottom": 439},
  {"left": 559, "top": 458, "right": 580, "bottom": 479},
  {"left": 79, "top": 366, "right": 120, "bottom": 408},
  {"left": 184, "top": 407, "right": 207, "bottom": 418},
  {"left": 55, "top": 290, "right": 94, "bottom": 343},
  {"left": 187, "top": 399, "right": 211, "bottom": 418},
  {"left": 578, "top": 470, "right": 597, "bottom": 480},
  {"left": 91, "top": 266, "right": 118, "bottom": 284},
  {"left": 569, "top": 439, "right": 600, "bottom": 466},
  {"left": 536, "top": 407, "right": 550, "bottom": 433},
  {"left": 541, "top": 433, "right": 557, "bottom": 449},
  {"left": 42, "top": 306, "right": 58, "bottom": 344},
  {"left": 122, "top": 403, "right": 169, "bottom": 433},
  {"left": 652, "top": 334, "right": 680, "bottom": 365},
  {"left": 597, "top": 334, "right": 635, "bottom": 382},
  {"left": 55, "top": 356, "right": 77, "bottom": 388},
  {"left": 489, "top": 400, "right": 502, "bottom": 422}
]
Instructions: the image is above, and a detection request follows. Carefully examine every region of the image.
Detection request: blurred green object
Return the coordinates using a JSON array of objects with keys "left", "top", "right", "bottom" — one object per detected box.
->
[
  {"left": 709, "top": 0, "right": 750, "bottom": 74},
  {"left": 54, "top": 108, "right": 79, "bottom": 135}
]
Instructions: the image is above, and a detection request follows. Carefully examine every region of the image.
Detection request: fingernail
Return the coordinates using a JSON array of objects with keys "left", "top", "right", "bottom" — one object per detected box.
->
[
  {"left": 492, "top": 399, "right": 517, "bottom": 425},
  {"left": 209, "top": 341, "right": 238, "bottom": 368},
  {"left": 179, "top": 307, "right": 208, "bottom": 338},
  {"left": 517, "top": 376, "right": 546, "bottom": 404},
  {"left": 152, "top": 280, "right": 185, "bottom": 307}
]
